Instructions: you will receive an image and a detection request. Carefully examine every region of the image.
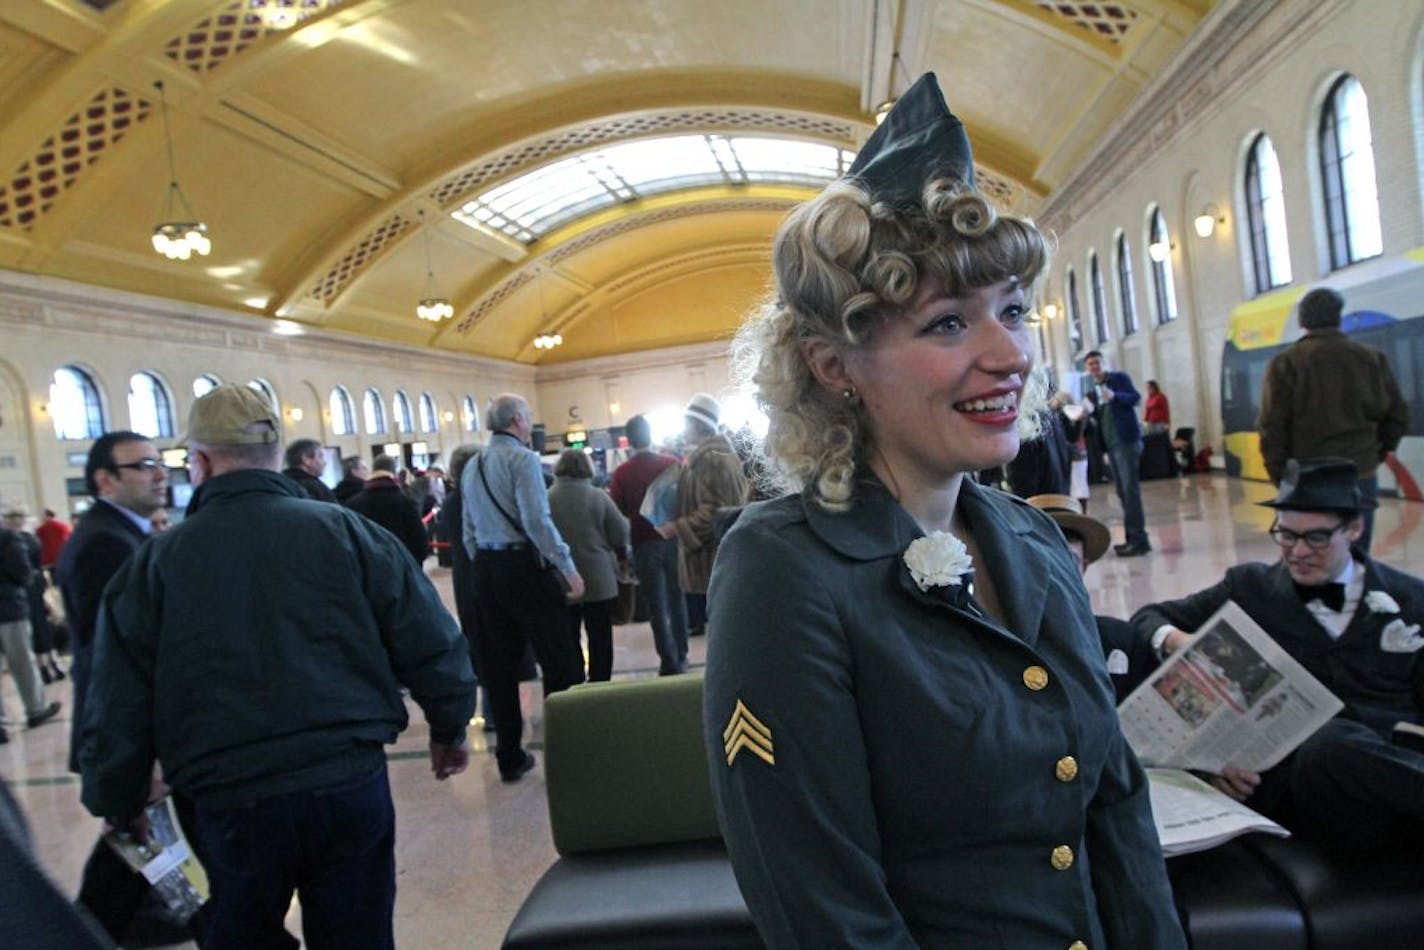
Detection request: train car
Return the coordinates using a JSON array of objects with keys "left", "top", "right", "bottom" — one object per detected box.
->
[{"left": 1220, "top": 249, "right": 1424, "bottom": 499}]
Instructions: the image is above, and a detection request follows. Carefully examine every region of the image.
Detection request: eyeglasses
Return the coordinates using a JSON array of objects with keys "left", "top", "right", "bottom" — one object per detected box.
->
[
  {"left": 111, "top": 459, "right": 165, "bottom": 474},
  {"left": 1268, "top": 523, "right": 1345, "bottom": 550}
]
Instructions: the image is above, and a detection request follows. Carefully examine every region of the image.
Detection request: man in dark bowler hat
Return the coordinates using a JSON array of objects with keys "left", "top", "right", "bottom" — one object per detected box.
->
[{"left": 1131, "top": 457, "right": 1424, "bottom": 857}]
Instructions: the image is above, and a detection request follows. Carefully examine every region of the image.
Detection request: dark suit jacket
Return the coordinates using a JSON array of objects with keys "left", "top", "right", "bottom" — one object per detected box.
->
[
  {"left": 55, "top": 500, "right": 148, "bottom": 773},
  {"left": 347, "top": 477, "right": 429, "bottom": 566},
  {"left": 1131, "top": 553, "right": 1424, "bottom": 735}
]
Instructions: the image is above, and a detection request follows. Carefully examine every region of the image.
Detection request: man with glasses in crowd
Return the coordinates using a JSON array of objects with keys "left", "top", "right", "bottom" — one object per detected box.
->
[
  {"left": 1130, "top": 457, "right": 1424, "bottom": 857},
  {"left": 55, "top": 431, "right": 186, "bottom": 942}
]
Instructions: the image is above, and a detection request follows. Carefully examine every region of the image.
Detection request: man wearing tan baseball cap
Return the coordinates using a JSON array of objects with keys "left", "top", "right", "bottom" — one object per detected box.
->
[{"left": 81, "top": 384, "right": 476, "bottom": 946}]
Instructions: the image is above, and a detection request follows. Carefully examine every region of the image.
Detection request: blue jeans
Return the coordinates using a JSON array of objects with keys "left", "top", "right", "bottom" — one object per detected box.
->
[
  {"left": 633, "top": 538, "right": 688, "bottom": 674},
  {"left": 1108, "top": 441, "right": 1149, "bottom": 548},
  {"left": 194, "top": 765, "right": 395, "bottom": 950},
  {"left": 1357, "top": 476, "right": 1379, "bottom": 553}
]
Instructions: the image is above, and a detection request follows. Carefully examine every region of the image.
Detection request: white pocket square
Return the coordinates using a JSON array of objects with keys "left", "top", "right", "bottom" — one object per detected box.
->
[
  {"left": 1380, "top": 618, "right": 1424, "bottom": 653},
  {"left": 1106, "top": 648, "right": 1130, "bottom": 674}
]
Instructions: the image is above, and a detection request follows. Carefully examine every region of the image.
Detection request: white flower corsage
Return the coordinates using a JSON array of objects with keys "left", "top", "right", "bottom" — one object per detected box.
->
[
  {"left": 1365, "top": 590, "right": 1400, "bottom": 615},
  {"left": 903, "top": 531, "right": 974, "bottom": 592}
]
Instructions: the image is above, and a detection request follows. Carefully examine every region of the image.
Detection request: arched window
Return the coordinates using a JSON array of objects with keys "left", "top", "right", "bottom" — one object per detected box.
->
[
  {"left": 1088, "top": 251, "right": 1109, "bottom": 344},
  {"left": 49, "top": 365, "right": 105, "bottom": 440},
  {"left": 419, "top": 392, "right": 438, "bottom": 433},
  {"left": 1244, "top": 133, "right": 1292, "bottom": 293},
  {"left": 329, "top": 386, "right": 356, "bottom": 436},
  {"left": 1065, "top": 268, "right": 1084, "bottom": 354},
  {"left": 1114, "top": 233, "right": 1138, "bottom": 337},
  {"left": 363, "top": 387, "right": 386, "bottom": 434},
  {"left": 1146, "top": 206, "right": 1178, "bottom": 324},
  {"left": 392, "top": 390, "right": 413, "bottom": 434},
  {"left": 247, "top": 379, "right": 279, "bottom": 414},
  {"left": 1319, "top": 74, "right": 1382, "bottom": 269},
  {"left": 127, "top": 371, "right": 175, "bottom": 439},
  {"left": 192, "top": 374, "right": 221, "bottom": 398},
  {"left": 462, "top": 395, "right": 479, "bottom": 433}
]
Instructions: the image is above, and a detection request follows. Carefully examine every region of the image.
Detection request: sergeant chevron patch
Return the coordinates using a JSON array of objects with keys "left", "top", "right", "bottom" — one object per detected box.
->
[{"left": 722, "top": 699, "right": 774, "bottom": 766}]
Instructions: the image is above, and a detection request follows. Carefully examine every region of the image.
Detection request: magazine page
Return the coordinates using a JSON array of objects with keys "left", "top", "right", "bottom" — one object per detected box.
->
[
  {"left": 1118, "top": 600, "right": 1343, "bottom": 773},
  {"left": 1148, "top": 768, "right": 1288, "bottom": 857},
  {"left": 103, "top": 796, "right": 208, "bottom": 923}
]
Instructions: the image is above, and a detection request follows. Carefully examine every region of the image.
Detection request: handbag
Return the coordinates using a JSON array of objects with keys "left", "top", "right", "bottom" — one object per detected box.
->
[
  {"left": 611, "top": 560, "right": 638, "bottom": 624},
  {"left": 476, "top": 455, "right": 570, "bottom": 595}
]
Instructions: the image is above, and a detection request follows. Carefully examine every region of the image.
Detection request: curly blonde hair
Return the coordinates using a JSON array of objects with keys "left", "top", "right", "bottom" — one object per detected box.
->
[{"left": 732, "top": 178, "right": 1050, "bottom": 509}]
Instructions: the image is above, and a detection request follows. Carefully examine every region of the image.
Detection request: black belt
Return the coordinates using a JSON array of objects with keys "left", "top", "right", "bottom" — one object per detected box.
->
[{"left": 477, "top": 541, "right": 529, "bottom": 552}]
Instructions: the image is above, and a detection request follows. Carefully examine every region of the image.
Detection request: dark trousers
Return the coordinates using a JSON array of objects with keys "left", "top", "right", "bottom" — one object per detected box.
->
[
  {"left": 77, "top": 792, "right": 208, "bottom": 945},
  {"left": 568, "top": 598, "right": 615, "bottom": 681},
  {"left": 473, "top": 549, "right": 585, "bottom": 772},
  {"left": 1253, "top": 717, "right": 1424, "bottom": 856},
  {"left": 633, "top": 538, "right": 688, "bottom": 674},
  {"left": 1108, "top": 441, "right": 1149, "bottom": 547},
  {"left": 194, "top": 765, "right": 395, "bottom": 950}
]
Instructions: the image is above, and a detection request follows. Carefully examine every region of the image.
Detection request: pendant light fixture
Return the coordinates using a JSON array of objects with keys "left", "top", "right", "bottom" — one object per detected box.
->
[
  {"left": 416, "top": 210, "right": 453, "bottom": 322},
  {"left": 150, "top": 81, "right": 211, "bottom": 261}
]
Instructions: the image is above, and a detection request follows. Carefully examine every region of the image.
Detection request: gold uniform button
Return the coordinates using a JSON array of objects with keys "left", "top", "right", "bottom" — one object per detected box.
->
[
  {"left": 1022, "top": 665, "right": 1049, "bottom": 690},
  {"left": 1069, "top": 942, "right": 1088, "bottom": 950},
  {"left": 1050, "top": 845, "right": 1074, "bottom": 870},
  {"left": 1055, "top": 756, "right": 1079, "bottom": 782}
]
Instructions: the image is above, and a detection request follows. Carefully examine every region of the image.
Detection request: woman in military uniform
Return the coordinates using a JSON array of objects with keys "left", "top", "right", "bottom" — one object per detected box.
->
[{"left": 704, "top": 73, "right": 1184, "bottom": 949}]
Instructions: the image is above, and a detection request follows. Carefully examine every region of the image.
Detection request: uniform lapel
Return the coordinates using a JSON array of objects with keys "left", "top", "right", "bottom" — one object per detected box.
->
[
  {"left": 958, "top": 480, "right": 1048, "bottom": 648},
  {"left": 802, "top": 474, "right": 1046, "bottom": 644}
]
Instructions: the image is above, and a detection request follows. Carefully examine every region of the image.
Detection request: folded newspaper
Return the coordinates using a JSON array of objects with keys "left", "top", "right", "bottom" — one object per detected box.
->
[
  {"left": 1118, "top": 600, "right": 1344, "bottom": 853},
  {"left": 104, "top": 796, "right": 208, "bottom": 923},
  {"left": 1147, "top": 768, "right": 1287, "bottom": 856}
]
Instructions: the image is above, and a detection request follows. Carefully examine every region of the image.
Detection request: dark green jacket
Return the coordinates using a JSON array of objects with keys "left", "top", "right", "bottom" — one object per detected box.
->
[
  {"left": 81, "top": 469, "right": 475, "bottom": 817},
  {"left": 705, "top": 476, "right": 1183, "bottom": 949}
]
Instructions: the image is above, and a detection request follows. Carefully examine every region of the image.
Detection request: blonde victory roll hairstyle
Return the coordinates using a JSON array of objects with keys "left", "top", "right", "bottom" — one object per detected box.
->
[{"left": 732, "top": 178, "right": 1050, "bottom": 510}]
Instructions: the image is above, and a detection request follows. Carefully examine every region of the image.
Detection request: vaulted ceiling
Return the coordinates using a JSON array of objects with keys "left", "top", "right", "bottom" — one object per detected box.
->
[{"left": 0, "top": 0, "right": 1216, "bottom": 364}]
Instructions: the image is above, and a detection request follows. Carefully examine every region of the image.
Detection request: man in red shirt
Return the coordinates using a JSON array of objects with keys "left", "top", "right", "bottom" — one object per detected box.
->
[
  {"left": 34, "top": 509, "right": 72, "bottom": 574},
  {"left": 609, "top": 414, "right": 689, "bottom": 674}
]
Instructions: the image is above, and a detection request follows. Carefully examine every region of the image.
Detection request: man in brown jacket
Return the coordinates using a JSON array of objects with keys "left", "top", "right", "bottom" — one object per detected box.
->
[
  {"left": 1258, "top": 286, "right": 1408, "bottom": 552},
  {"left": 660, "top": 394, "right": 749, "bottom": 628}
]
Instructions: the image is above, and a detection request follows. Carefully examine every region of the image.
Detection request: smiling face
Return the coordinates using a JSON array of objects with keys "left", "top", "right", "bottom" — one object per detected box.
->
[{"left": 842, "top": 276, "right": 1032, "bottom": 488}]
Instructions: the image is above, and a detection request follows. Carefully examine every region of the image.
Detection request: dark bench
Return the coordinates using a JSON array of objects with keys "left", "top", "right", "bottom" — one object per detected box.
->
[{"left": 503, "top": 674, "right": 1423, "bottom": 949}]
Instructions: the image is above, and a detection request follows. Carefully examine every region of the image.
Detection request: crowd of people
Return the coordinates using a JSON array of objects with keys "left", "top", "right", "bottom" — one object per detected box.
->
[{"left": 2, "top": 69, "right": 1420, "bottom": 950}]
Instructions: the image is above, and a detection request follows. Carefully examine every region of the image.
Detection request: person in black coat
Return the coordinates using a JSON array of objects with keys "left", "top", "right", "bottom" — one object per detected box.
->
[
  {"left": 1131, "top": 458, "right": 1424, "bottom": 857},
  {"left": 1006, "top": 405, "right": 1073, "bottom": 498},
  {"left": 281, "top": 438, "right": 337, "bottom": 503},
  {"left": 55, "top": 431, "right": 204, "bottom": 945},
  {"left": 347, "top": 454, "right": 429, "bottom": 566},
  {"left": 334, "top": 454, "right": 370, "bottom": 505}
]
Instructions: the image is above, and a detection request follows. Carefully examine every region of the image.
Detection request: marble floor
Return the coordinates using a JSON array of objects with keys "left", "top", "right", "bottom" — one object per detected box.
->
[{"left": 4, "top": 472, "right": 1421, "bottom": 948}]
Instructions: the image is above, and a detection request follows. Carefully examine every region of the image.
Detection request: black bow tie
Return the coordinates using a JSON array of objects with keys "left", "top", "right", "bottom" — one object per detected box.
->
[{"left": 1294, "top": 581, "right": 1346, "bottom": 612}]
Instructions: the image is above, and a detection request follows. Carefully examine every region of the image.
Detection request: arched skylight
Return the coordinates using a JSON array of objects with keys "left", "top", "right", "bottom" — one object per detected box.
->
[{"left": 454, "top": 135, "right": 856, "bottom": 243}]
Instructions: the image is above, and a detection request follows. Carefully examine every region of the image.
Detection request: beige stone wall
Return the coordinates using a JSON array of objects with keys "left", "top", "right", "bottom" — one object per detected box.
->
[
  {"left": 0, "top": 269, "right": 738, "bottom": 515},
  {"left": 0, "top": 271, "right": 535, "bottom": 515},
  {"left": 1039, "top": 0, "right": 1424, "bottom": 456}
]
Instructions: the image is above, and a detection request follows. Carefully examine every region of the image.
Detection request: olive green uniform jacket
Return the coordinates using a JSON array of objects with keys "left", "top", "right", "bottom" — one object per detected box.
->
[{"left": 704, "top": 476, "right": 1183, "bottom": 949}]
